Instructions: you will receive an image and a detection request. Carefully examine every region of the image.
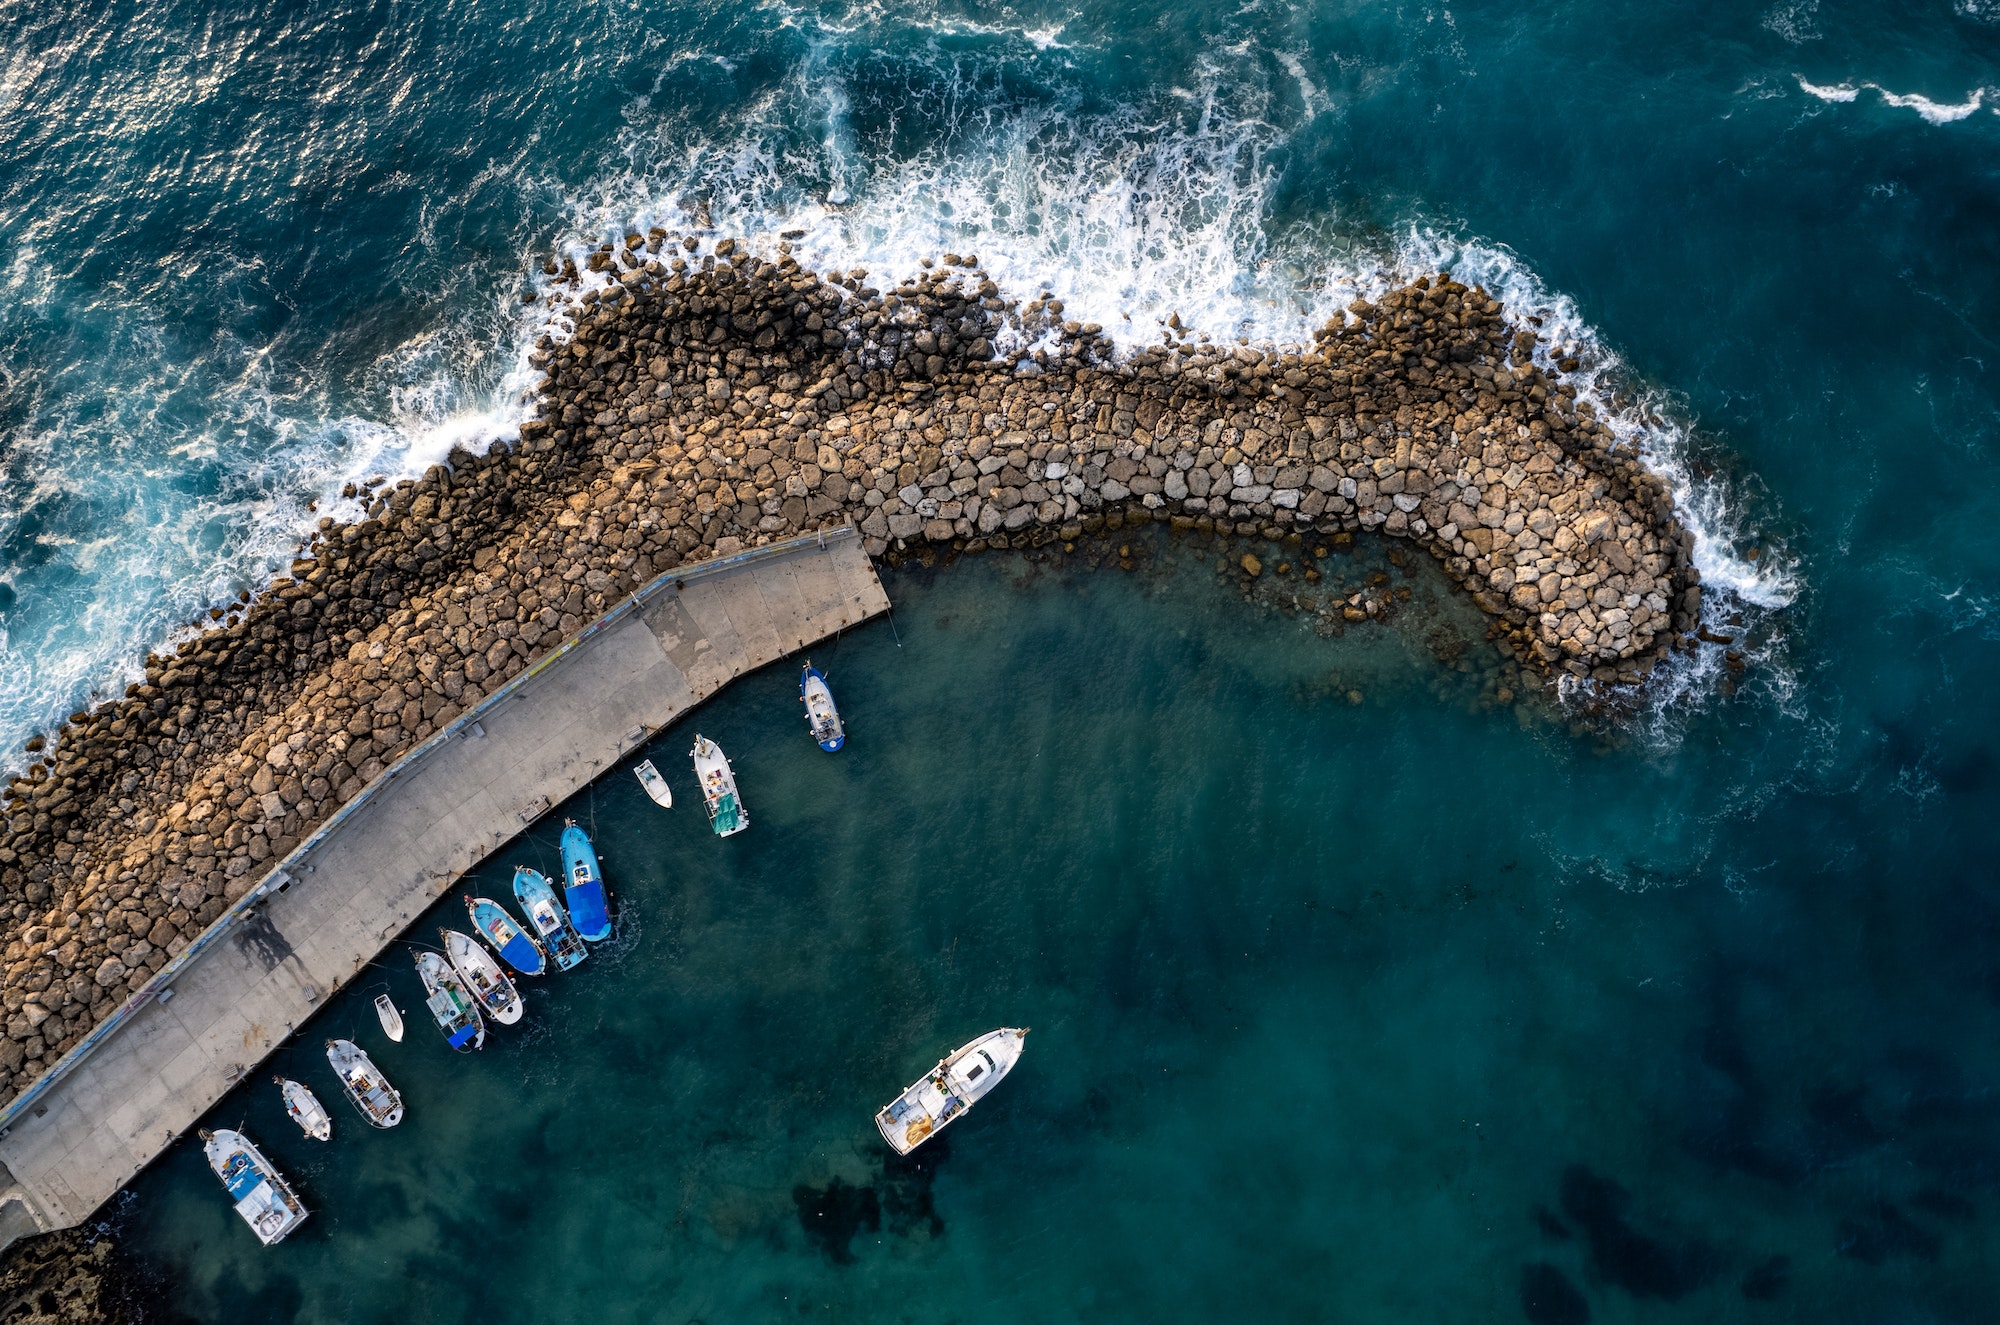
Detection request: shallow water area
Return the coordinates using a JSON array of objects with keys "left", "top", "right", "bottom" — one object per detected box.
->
[{"left": 115, "top": 534, "right": 2000, "bottom": 1322}]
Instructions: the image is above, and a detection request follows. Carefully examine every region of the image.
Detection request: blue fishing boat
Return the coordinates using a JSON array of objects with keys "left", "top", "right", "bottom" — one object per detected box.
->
[
  {"left": 560, "top": 820, "right": 613, "bottom": 942},
  {"left": 800, "top": 661, "right": 845, "bottom": 752},
  {"left": 513, "top": 866, "right": 588, "bottom": 971},
  {"left": 466, "top": 894, "right": 547, "bottom": 976}
]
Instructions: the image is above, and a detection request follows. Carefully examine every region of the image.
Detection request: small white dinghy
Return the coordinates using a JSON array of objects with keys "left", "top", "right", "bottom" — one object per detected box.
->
[
  {"left": 374, "top": 994, "right": 404, "bottom": 1042},
  {"left": 275, "top": 1075, "right": 332, "bottom": 1142},
  {"left": 635, "top": 758, "right": 672, "bottom": 808},
  {"left": 326, "top": 1037, "right": 404, "bottom": 1129},
  {"left": 691, "top": 734, "right": 747, "bottom": 837},
  {"left": 203, "top": 1128, "right": 308, "bottom": 1246},
  {"left": 875, "top": 1027, "right": 1028, "bottom": 1155}
]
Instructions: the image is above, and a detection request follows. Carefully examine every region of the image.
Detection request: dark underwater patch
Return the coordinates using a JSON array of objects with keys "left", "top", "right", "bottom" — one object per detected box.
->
[
  {"left": 1518, "top": 1262, "right": 1589, "bottom": 1325},
  {"left": 793, "top": 1177, "right": 880, "bottom": 1265},
  {"left": 1835, "top": 1200, "right": 1940, "bottom": 1265},
  {"left": 1911, "top": 1188, "right": 1976, "bottom": 1222},
  {"left": 1804, "top": 1081, "right": 1885, "bottom": 1153},
  {"left": 1739, "top": 1254, "right": 1789, "bottom": 1300},
  {"left": 1533, "top": 1206, "right": 1572, "bottom": 1240},
  {"left": 879, "top": 1134, "right": 948, "bottom": 1238},
  {"left": 1558, "top": 1165, "right": 1719, "bottom": 1300}
]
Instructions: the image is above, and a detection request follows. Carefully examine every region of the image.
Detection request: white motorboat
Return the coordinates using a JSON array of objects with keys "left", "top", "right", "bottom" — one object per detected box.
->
[
  {"left": 374, "top": 994, "right": 404, "bottom": 1042},
  {"left": 326, "top": 1038, "right": 404, "bottom": 1129},
  {"left": 691, "top": 735, "right": 747, "bottom": 837},
  {"left": 875, "top": 1027, "right": 1028, "bottom": 1155},
  {"left": 800, "top": 662, "right": 845, "bottom": 752},
  {"left": 203, "top": 1128, "right": 308, "bottom": 1245},
  {"left": 443, "top": 927, "right": 523, "bottom": 1024},
  {"left": 635, "top": 758, "right": 672, "bottom": 807},
  {"left": 275, "top": 1075, "right": 332, "bottom": 1141}
]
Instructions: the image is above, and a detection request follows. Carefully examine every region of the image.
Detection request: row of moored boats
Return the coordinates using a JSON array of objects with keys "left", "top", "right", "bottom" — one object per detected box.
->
[
  {"left": 204, "top": 665, "right": 1025, "bottom": 1246},
  {"left": 201, "top": 820, "right": 617, "bottom": 1244}
]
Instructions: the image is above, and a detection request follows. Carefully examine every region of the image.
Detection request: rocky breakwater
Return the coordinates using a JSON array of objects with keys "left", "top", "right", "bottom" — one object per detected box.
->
[{"left": 0, "top": 233, "right": 1698, "bottom": 1110}]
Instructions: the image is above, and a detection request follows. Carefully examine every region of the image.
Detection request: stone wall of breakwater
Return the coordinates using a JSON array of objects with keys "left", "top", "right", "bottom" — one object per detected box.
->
[{"left": 0, "top": 233, "right": 1699, "bottom": 1109}]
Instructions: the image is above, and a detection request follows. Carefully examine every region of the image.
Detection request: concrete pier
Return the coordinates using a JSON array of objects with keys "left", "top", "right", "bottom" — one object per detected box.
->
[{"left": 0, "top": 528, "right": 889, "bottom": 1240}]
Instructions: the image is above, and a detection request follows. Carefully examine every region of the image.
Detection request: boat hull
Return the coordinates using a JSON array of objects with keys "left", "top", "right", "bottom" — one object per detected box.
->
[
  {"left": 277, "top": 1077, "right": 332, "bottom": 1142},
  {"left": 801, "top": 665, "right": 845, "bottom": 752},
  {"left": 416, "top": 950, "right": 485, "bottom": 1050},
  {"left": 560, "top": 822, "right": 613, "bottom": 941},
  {"left": 374, "top": 994, "right": 404, "bottom": 1042},
  {"left": 467, "top": 895, "right": 547, "bottom": 976},
  {"left": 204, "top": 1128, "right": 308, "bottom": 1246},
  {"left": 635, "top": 759, "right": 673, "bottom": 807},
  {"left": 326, "top": 1038, "right": 404, "bottom": 1128},
  {"left": 875, "top": 1028, "right": 1028, "bottom": 1156},
  {"left": 443, "top": 928, "right": 524, "bottom": 1024},
  {"left": 691, "top": 736, "right": 749, "bottom": 837},
  {"left": 514, "top": 867, "right": 588, "bottom": 971}
]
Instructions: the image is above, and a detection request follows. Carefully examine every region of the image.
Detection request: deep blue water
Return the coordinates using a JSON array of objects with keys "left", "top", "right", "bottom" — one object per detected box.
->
[{"left": 5, "top": 0, "right": 2000, "bottom": 1319}]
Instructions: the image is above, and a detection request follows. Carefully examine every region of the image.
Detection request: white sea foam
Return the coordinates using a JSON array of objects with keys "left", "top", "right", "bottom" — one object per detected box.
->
[
  {"left": 1797, "top": 78, "right": 1859, "bottom": 102},
  {"left": 1764, "top": 0, "right": 1822, "bottom": 44},
  {"left": 510, "top": 18, "right": 1796, "bottom": 744},
  {"left": 1797, "top": 75, "right": 1996, "bottom": 123},
  {"left": 0, "top": 7, "right": 1793, "bottom": 765},
  {"left": 1875, "top": 86, "right": 1987, "bottom": 123}
]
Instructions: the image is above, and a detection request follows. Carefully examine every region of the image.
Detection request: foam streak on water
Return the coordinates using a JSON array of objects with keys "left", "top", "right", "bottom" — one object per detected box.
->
[
  {"left": 524, "top": 0, "right": 1790, "bottom": 737},
  {"left": 3, "top": 0, "right": 1806, "bottom": 768}
]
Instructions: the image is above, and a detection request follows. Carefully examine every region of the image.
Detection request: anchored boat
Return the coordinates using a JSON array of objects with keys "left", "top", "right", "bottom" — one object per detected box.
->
[
  {"left": 275, "top": 1076, "right": 332, "bottom": 1142},
  {"left": 559, "top": 821, "right": 613, "bottom": 942},
  {"left": 875, "top": 1028, "right": 1028, "bottom": 1156},
  {"left": 800, "top": 662, "right": 845, "bottom": 752},
  {"left": 415, "top": 949, "right": 485, "bottom": 1050},
  {"left": 513, "top": 866, "right": 587, "bottom": 971},
  {"left": 691, "top": 735, "right": 748, "bottom": 836},
  {"left": 466, "top": 894, "right": 547, "bottom": 976},
  {"left": 326, "top": 1038, "right": 404, "bottom": 1128},
  {"left": 442, "top": 927, "right": 523, "bottom": 1025},
  {"left": 203, "top": 1128, "right": 308, "bottom": 1245},
  {"left": 635, "top": 758, "right": 673, "bottom": 807},
  {"left": 374, "top": 994, "right": 404, "bottom": 1042}
]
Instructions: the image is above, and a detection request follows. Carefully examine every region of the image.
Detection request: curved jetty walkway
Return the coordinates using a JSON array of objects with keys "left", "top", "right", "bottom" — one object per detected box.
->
[{"left": 0, "top": 530, "right": 887, "bottom": 1240}]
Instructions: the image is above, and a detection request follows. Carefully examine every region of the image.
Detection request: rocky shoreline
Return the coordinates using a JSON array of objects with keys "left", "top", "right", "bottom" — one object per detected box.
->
[
  {"left": 0, "top": 236, "right": 1699, "bottom": 1111},
  {"left": 0, "top": 1227, "right": 156, "bottom": 1323}
]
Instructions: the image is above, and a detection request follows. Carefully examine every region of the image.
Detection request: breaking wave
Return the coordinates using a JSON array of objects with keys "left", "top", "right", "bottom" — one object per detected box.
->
[{"left": 1, "top": 0, "right": 1796, "bottom": 765}]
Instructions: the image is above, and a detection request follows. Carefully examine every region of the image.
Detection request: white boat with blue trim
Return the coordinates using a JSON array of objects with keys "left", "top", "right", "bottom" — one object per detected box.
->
[
  {"left": 443, "top": 927, "right": 523, "bottom": 1025},
  {"left": 875, "top": 1027, "right": 1028, "bottom": 1155},
  {"left": 203, "top": 1127, "right": 308, "bottom": 1245},
  {"left": 800, "top": 661, "right": 845, "bottom": 752},
  {"left": 415, "top": 949, "right": 485, "bottom": 1050}
]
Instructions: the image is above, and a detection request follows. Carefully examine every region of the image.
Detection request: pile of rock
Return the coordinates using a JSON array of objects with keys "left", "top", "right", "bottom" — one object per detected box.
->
[{"left": 0, "top": 234, "right": 1697, "bottom": 1107}]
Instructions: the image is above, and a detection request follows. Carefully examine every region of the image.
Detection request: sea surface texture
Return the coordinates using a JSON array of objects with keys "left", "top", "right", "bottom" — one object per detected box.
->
[{"left": 5, "top": 0, "right": 2000, "bottom": 1319}]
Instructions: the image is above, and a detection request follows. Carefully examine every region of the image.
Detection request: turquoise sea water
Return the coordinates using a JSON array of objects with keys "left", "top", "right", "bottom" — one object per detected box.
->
[
  {"left": 121, "top": 537, "right": 2000, "bottom": 1321},
  {"left": 4, "top": 0, "right": 2000, "bottom": 1318}
]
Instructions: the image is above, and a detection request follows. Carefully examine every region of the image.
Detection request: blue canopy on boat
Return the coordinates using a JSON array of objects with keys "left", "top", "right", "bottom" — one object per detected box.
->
[
  {"left": 220, "top": 1153, "right": 265, "bottom": 1201},
  {"left": 447, "top": 1022, "right": 478, "bottom": 1049},
  {"left": 560, "top": 823, "right": 612, "bottom": 942}
]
